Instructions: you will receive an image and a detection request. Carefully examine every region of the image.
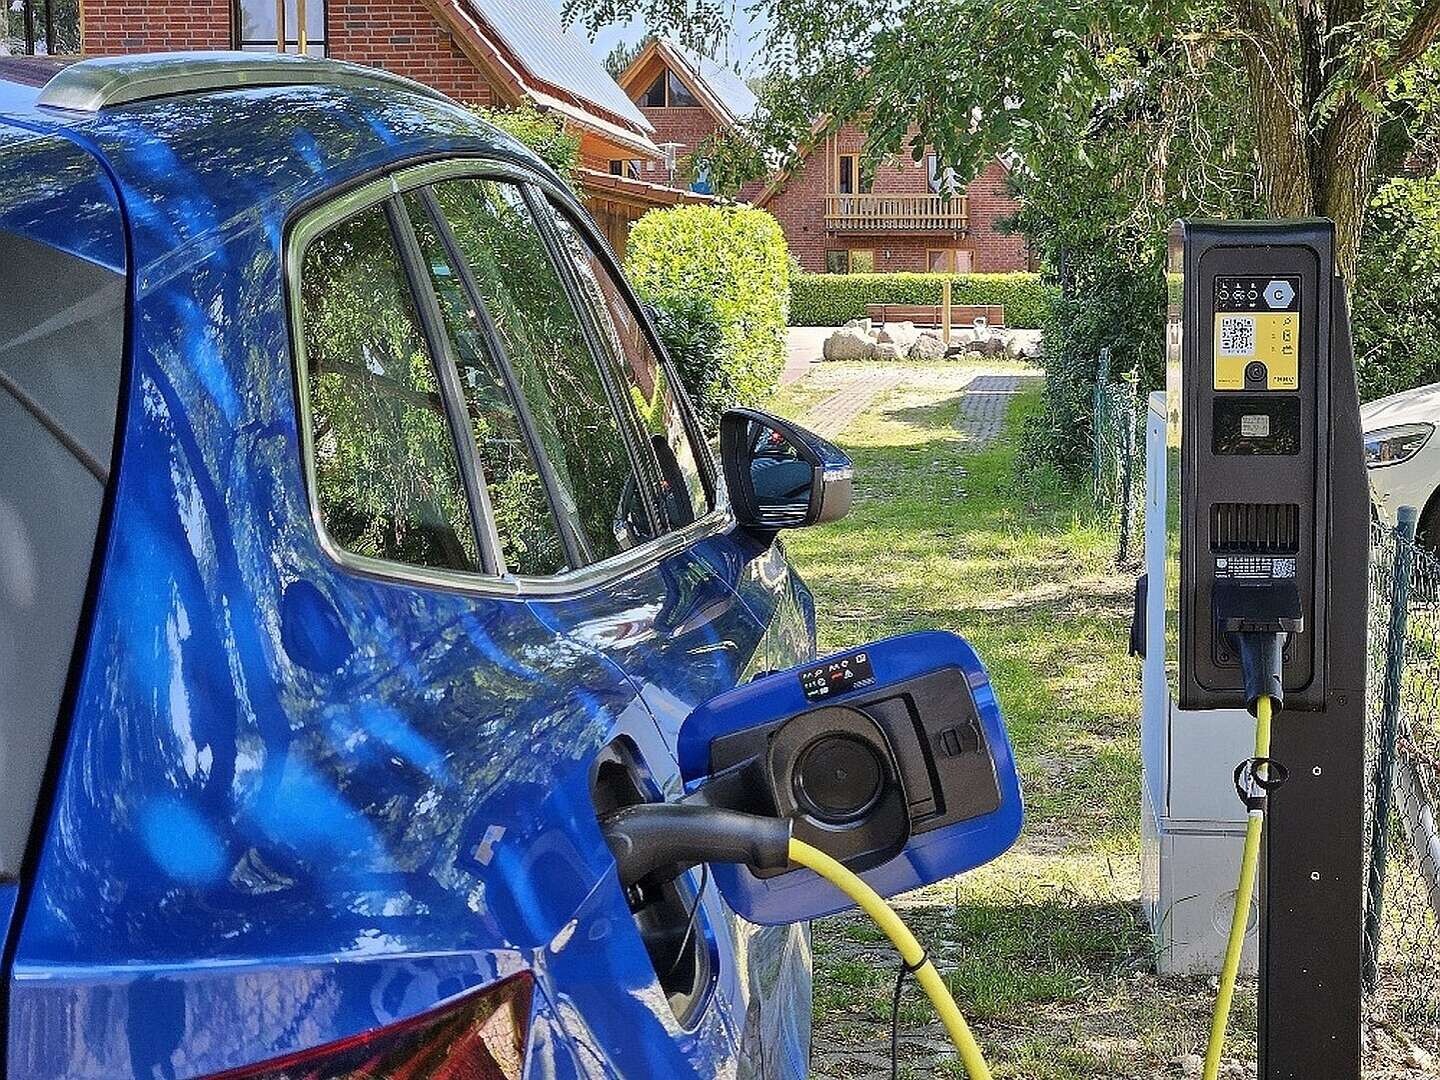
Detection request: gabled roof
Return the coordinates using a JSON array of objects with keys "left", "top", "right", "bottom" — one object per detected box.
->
[
  {"left": 618, "top": 38, "right": 759, "bottom": 128},
  {"left": 425, "top": 0, "right": 660, "bottom": 157}
]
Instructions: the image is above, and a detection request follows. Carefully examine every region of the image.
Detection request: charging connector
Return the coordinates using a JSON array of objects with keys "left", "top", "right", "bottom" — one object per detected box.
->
[
  {"left": 1204, "top": 625, "right": 1292, "bottom": 1080},
  {"left": 599, "top": 803, "right": 995, "bottom": 1079}
]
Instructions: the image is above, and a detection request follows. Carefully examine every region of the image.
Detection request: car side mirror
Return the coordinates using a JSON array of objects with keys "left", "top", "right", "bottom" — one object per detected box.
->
[
  {"left": 675, "top": 631, "right": 1024, "bottom": 925},
  {"left": 719, "top": 408, "right": 852, "bottom": 531}
]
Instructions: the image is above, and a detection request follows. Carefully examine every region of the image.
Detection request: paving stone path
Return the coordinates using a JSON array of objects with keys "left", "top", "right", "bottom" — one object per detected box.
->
[
  {"left": 800, "top": 370, "right": 906, "bottom": 440},
  {"left": 799, "top": 366, "right": 1042, "bottom": 445},
  {"left": 954, "top": 372, "right": 1046, "bottom": 445}
]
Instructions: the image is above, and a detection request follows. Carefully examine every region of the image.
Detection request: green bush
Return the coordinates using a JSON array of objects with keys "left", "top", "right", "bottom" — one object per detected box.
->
[
  {"left": 473, "top": 104, "right": 580, "bottom": 186},
  {"left": 788, "top": 272, "right": 1053, "bottom": 327},
  {"left": 626, "top": 205, "right": 790, "bottom": 408},
  {"left": 1353, "top": 176, "right": 1440, "bottom": 402},
  {"left": 648, "top": 292, "right": 730, "bottom": 436},
  {"left": 1019, "top": 255, "right": 1164, "bottom": 474}
]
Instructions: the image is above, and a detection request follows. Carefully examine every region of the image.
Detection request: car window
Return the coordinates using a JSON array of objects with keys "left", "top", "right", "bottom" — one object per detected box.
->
[
  {"left": 402, "top": 191, "right": 570, "bottom": 577},
  {"left": 426, "top": 177, "right": 650, "bottom": 566},
  {"left": 545, "top": 208, "right": 712, "bottom": 530},
  {"left": 299, "top": 202, "right": 482, "bottom": 573}
]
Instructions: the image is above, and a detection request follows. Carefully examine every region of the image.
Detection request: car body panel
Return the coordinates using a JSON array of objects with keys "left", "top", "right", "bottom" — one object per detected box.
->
[
  {"left": 1361, "top": 382, "right": 1440, "bottom": 527},
  {"left": 1, "top": 80, "right": 811, "bottom": 1078}
]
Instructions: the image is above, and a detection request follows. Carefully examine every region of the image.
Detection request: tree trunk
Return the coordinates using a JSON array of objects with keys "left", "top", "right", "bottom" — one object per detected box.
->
[
  {"left": 1239, "top": 0, "right": 1314, "bottom": 220},
  {"left": 1317, "top": 102, "right": 1380, "bottom": 281}
]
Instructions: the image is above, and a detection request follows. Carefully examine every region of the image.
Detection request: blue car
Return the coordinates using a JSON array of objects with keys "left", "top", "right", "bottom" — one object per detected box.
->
[{"left": 0, "top": 52, "right": 1023, "bottom": 1080}]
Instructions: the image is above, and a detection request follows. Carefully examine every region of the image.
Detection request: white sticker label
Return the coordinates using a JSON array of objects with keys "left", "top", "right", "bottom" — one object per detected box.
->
[
  {"left": 1219, "top": 314, "right": 1257, "bottom": 356},
  {"left": 1240, "top": 414, "right": 1271, "bottom": 438}
]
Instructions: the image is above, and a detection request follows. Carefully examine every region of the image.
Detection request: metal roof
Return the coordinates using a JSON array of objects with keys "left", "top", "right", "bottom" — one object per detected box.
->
[
  {"left": 668, "top": 41, "right": 759, "bottom": 123},
  {"left": 468, "top": 0, "right": 653, "bottom": 133}
]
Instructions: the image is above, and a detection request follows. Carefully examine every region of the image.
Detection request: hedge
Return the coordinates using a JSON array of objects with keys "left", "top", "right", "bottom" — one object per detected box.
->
[
  {"left": 789, "top": 272, "right": 1052, "bottom": 328},
  {"left": 625, "top": 205, "right": 790, "bottom": 411}
]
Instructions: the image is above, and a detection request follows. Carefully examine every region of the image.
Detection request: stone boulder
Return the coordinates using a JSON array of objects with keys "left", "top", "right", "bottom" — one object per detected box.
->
[
  {"left": 873, "top": 340, "right": 905, "bottom": 361},
  {"left": 876, "top": 320, "right": 920, "bottom": 352},
  {"left": 845, "top": 317, "right": 874, "bottom": 332},
  {"left": 823, "top": 327, "right": 877, "bottom": 361},
  {"left": 909, "top": 332, "right": 947, "bottom": 360}
]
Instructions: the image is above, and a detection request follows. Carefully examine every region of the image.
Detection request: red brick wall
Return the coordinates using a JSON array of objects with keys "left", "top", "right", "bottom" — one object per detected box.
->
[
  {"left": 83, "top": 0, "right": 231, "bottom": 54},
  {"left": 81, "top": 0, "right": 503, "bottom": 106},
  {"left": 967, "top": 160, "right": 1028, "bottom": 271},
  {"left": 327, "top": 0, "right": 500, "bottom": 105},
  {"left": 639, "top": 104, "right": 722, "bottom": 178},
  {"left": 762, "top": 124, "right": 1029, "bottom": 274}
]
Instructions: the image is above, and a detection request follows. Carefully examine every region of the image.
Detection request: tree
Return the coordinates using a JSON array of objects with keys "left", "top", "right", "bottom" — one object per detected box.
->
[
  {"left": 603, "top": 33, "right": 654, "bottom": 78},
  {"left": 565, "top": 0, "right": 1440, "bottom": 278}
]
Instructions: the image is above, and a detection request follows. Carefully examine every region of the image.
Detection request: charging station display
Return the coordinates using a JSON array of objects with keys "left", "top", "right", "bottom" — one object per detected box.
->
[{"left": 1212, "top": 276, "right": 1300, "bottom": 391}]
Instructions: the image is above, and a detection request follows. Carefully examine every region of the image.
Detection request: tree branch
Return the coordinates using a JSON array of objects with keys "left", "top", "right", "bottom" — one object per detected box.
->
[{"left": 1386, "top": 0, "right": 1440, "bottom": 80}]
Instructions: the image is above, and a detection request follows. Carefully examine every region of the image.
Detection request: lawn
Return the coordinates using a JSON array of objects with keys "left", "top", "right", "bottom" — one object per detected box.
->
[{"left": 766, "top": 361, "right": 1254, "bottom": 1079}]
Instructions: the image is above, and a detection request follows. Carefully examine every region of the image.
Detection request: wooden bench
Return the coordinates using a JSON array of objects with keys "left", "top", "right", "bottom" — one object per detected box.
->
[{"left": 865, "top": 303, "right": 1006, "bottom": 329}]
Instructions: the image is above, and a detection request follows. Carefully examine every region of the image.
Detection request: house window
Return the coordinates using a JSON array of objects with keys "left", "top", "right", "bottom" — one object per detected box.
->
[
  {"left": 927, "top": 248, "right": 974, "bottom": 273},
  {"left": 637, "top": 69, "right": 700, "bottom": 108},
  {"left": 666, "top": 71, "right": 699, "bottom": 108},
  {"left": 826, "top": 249, "right": 876, "bottom": 274},
  {"left": 641, "top": 73, "right": 668, "bottom": 107},
  {"left": 235, "top": 0, "right": 326, "bottom": 55},
  {"left": 836, "top": 153, "right": 873, "bottom": 196},
  {"left": 609, "top": 160, "right": 641, "bottom": 179}
]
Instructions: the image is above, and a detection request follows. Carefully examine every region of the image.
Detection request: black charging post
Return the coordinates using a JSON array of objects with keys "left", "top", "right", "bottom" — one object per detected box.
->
[{"left": 1168, "top": 220, "right": 1370, "bottom": 1077}]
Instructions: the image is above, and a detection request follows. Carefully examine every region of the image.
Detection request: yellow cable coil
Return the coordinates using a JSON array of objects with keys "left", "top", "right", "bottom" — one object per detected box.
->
[
  {"left": 786, "top": 836, "right": 994, "bottom": 1080},
  {"left": 1203, "top": 693, "right": 1273, "bottom": 1080}
]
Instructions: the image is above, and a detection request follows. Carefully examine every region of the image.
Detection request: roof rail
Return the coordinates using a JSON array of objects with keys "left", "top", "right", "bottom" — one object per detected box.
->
[{"left": 35, "top": 51, "right": 453, "bottom": 113}]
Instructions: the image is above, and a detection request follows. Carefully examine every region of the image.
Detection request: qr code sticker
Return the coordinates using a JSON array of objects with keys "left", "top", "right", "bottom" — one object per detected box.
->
[
  {"left": 1219, "top": 315, "right": 1256, "bottom": 356},
  {"left": 1273, "top": 558, "right": 1296, "bottom": 579}
]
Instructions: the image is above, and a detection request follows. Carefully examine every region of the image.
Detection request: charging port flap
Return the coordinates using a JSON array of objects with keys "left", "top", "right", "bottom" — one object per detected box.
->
[{"left": 675, "top": 631, "right": 1023, "bottom": 926}]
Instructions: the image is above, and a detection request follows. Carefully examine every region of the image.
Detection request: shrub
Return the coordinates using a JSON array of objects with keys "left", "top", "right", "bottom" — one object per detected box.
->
[
  {"left": 788, "top": 272, "right": 1053, "bottom": 327},
  {"left": 648, "top": 292, "right": 730, "bottom": 436},
  {"left": 1352, "top": 176, "right": 1440, "bottom": 402},
  {"left": 473, "top": 104, "right": 579, "bottom": 186},
  {"left": 626, "top": 205, "right": 790, "bottom": 409},
  {"left": 1019, "top": 251, "right": 1165, "bottom": 476}
]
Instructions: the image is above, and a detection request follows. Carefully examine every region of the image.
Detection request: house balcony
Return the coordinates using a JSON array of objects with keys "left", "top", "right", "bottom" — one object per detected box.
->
[{"left": 825, "top": 192, "right": 968, "bottom": 233}]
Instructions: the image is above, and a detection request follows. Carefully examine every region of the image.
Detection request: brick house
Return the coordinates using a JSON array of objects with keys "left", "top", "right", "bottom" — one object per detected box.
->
[
  {"left": 756, "top": 133, "right": 1029, "bottom": 274},
  {"left": 614, "top": 37, "right": 758, "bottom": 194},
  {"left": 63, "top": 0, "right": 711, "bottom": 254},
  {"left": 616, "top": 40, "right": 1028, "bottom": 274}
]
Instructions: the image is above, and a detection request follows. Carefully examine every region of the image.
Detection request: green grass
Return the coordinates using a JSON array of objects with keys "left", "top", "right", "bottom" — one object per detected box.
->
[{"left": 768, "top": 363, "right": 1256, "bottom": 1079}]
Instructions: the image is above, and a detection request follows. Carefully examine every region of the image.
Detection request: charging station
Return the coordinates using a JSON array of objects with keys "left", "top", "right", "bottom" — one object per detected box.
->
[{"left": 1144, "top": 219, "right": 1369, "bottom": 1077}]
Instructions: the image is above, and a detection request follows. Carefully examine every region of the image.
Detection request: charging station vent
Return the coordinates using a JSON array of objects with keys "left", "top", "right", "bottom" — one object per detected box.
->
[{"left": 1210, "top": 502, "right": 1300, "bottom": 554}]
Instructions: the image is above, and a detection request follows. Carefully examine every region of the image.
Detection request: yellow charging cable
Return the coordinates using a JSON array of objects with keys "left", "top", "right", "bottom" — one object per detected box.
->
[
  {"left": 1202, "top": 693, "right": 1274, "bottom": 1080},
  {"left": 787, "top": 836, "right": 993, "bottom": 1080}
]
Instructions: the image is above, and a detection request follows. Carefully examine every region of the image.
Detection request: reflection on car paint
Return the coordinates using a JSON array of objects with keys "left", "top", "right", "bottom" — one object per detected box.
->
[{"left": 2, "top": 84, "right": 808, "bottom": 1077}]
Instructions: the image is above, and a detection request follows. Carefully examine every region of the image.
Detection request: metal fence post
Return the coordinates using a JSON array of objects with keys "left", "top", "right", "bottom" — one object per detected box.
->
[
  {"left": 1117, "top": 370, "right": 1138, "bottom": 564},
  {"left": 1364, "top": 504, "right": 1419, "bottom": 994},
  {"left": 1091, "top": 347, "right": 1111, "bottom": 505}
]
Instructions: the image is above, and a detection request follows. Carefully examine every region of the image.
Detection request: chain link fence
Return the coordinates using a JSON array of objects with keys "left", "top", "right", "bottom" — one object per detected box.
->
[
  {"left": 1365, "top": 512, "right": 1440, "bottom": 1056},
  {"left": 1089, "top": 348, "right": 1145, "bottom": 566}
]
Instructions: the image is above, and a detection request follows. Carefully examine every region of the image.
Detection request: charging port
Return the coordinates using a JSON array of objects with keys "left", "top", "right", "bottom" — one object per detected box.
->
[{"left": 591, "top": 738, "right": 713, "bottom": 1026}]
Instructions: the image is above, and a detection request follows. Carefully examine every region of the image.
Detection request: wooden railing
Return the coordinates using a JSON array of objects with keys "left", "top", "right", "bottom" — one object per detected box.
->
[{"left": 825, "top": 193, "right": 968, "bottom": 232}]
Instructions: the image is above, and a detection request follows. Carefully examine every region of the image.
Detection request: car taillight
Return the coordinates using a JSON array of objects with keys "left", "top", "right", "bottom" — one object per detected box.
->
[{"left": 206, "top": 972, "right": 531, "bottom": 1080}]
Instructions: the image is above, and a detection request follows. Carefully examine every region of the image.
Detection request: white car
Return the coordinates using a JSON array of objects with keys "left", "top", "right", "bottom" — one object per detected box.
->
[{"left": 1362, "top": 382, "right": 1440, "bottom": 542}]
